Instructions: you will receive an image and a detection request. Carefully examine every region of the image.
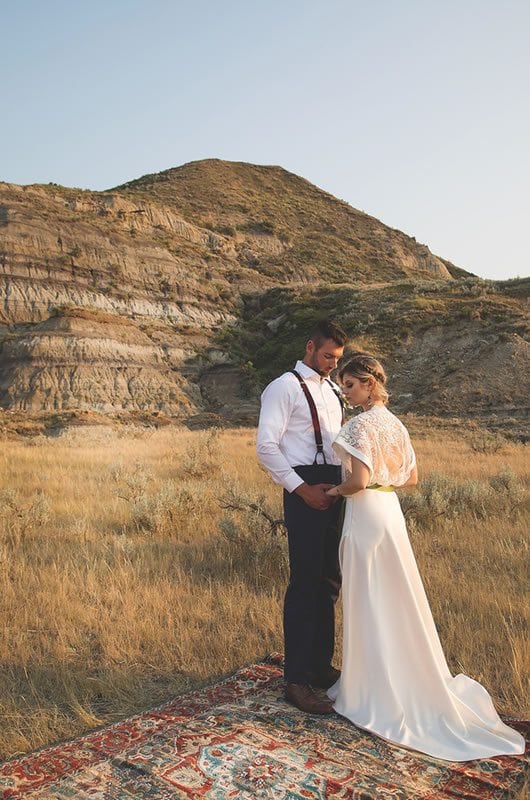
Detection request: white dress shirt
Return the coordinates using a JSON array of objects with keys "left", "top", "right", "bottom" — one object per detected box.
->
[{"left": 256, "top": 360, "right": 343, "bottom": 493}]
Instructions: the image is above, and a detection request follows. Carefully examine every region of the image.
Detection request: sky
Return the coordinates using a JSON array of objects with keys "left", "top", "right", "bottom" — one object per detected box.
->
[{"left": 2, "top": 0, "right": 529, "bottom": 281}]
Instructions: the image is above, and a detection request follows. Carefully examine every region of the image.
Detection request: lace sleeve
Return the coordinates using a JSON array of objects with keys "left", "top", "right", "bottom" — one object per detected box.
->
[{"left": 332, "top": 417, "right": 373, "bottom": 479}]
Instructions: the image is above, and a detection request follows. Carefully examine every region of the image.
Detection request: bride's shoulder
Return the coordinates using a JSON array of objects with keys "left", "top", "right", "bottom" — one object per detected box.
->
[
  {"left": 342, "top": 411, "right": 365, "bottom": 427},
  {"left": 339, "top": 412, "right": 371, "bottom": 437},
  {"left": 383, "top": 407, "right": 412, "bottom": 437},
  {"left": 367, "top": 405, "right": 410, "bottom": 434}
]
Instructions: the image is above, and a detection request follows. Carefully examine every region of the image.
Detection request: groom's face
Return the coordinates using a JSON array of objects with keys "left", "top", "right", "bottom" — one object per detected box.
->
[{"left": 306, "top": 338, "right": 344, "bottom": 377}]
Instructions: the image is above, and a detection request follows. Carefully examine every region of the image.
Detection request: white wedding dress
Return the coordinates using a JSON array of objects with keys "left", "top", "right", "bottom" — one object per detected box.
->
[{"left": 327, "top": 405, "right": 525, "bottom": 761}]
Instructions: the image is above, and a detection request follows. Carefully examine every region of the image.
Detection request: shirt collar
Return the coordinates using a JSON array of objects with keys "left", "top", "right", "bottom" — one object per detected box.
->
[{"left": 294, "top": 359, "right": 325, "bottom": 383}]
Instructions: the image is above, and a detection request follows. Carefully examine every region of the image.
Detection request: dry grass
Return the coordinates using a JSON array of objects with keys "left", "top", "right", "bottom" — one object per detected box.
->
[{"left": 0, "top": 422, "right": 528, "bottom": 765}]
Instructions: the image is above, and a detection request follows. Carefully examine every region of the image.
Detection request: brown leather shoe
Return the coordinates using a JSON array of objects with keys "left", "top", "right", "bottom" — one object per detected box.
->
[
  {"left": 310, "top": 666, "right": 341, "bottom": 690},
  {"left": 284, "top": 683, "right": 334, "bottom": 714}
]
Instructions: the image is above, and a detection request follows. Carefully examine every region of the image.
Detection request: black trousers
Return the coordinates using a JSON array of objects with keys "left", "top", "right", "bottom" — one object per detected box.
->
[{"left": 283, "top": 464, "right": 343, "bottom": 684}]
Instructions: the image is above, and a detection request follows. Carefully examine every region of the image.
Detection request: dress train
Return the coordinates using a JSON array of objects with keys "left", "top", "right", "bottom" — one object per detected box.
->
[{"left": 328, "top": 489, "right": 525, "bottom": 761}]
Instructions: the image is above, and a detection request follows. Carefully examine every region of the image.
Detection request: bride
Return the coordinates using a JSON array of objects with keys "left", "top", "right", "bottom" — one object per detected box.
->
[{"left": 325, "top": 352, "right": 524, "bottom": 761}]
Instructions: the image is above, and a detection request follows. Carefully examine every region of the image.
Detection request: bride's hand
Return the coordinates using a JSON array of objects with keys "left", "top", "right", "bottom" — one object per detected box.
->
[{"left": 326, "top": 486, "right": 340, "bottom": 497}]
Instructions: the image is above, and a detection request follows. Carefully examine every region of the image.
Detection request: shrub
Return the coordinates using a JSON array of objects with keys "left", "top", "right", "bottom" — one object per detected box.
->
[
  {"left": 399, "top": 469, "right": 525, "bottom": 533},
  {"left": 111, "top": 462, "right": 201, "bottom": 537},
  {"left": 178, "top": 429, "right": 221, "bottom": 478},
  {"left": 129, "top": 481, "right": 201, "bottom": 536},
  {"left": 218, "top": 485, "right": 288, "bottom": 590},
  {"left": 216, "top": 225, "right": 236, "bottom": 237},
  {"left": 489, "top": 467, "right": 526, "bottom": 510},
  {"left": 470, "top": 431, "right": 507, "bottom": 454},
  {"left": 241, "top": 220, "right": 275, "bottom": 235}
]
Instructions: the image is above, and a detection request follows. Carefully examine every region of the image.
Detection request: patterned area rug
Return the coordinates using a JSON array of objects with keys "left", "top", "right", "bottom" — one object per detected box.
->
[{"left": 0, "top": 655, "right": 527, "bottom": 799}]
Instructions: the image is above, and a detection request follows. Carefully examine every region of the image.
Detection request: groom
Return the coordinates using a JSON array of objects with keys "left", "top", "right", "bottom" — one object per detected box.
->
[{"left": 257, "top": 319, "right": 347, "bottom": 714}]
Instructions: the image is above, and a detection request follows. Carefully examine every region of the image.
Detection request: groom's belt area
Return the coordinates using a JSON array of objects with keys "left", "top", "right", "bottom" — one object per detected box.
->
[{"left": 293, "top": 464, "right": 341, "bottom": 485}]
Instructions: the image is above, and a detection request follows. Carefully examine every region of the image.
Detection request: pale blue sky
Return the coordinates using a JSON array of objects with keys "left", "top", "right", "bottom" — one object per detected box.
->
[{"left": 2, "top": 0, "right": 529, "bottom": 280}]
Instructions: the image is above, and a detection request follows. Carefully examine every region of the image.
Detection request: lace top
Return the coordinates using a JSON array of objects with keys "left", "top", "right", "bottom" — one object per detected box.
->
[{"left": 333, "top": 405, "right": 416, "bottom": 486}]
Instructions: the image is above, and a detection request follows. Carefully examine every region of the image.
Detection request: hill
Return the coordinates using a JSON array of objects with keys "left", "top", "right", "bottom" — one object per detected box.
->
[
  {"left": 114, "top": 159, "right": 457, "bottom": 284},
  {"left": 0, "top": 160, "right": 527, "bottom": 435}
]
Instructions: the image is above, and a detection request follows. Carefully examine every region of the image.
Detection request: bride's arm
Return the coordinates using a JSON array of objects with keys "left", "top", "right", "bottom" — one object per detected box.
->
[{"left": 326, "top": 457, "right": 370, "bottom": 497}]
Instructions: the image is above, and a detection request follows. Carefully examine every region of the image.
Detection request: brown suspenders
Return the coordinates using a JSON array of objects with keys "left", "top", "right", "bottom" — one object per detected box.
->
[{"left": 290, "top": 370, "right": 344, "bottom": 465}]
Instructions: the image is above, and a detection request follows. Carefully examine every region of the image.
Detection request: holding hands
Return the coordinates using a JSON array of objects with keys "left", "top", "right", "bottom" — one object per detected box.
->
[{"left": 294, "top": 482, "right": 337, "bottom": 510}]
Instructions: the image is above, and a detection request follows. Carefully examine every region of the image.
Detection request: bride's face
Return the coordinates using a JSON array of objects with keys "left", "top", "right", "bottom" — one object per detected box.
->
[{"left": 341, "top": 374, "right": 371, "bottom": 408}]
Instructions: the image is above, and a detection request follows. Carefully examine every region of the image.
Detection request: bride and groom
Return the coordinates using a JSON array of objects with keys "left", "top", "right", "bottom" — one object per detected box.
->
[{"left": 256, "top": 319, "right": 524, "bottom": 762}]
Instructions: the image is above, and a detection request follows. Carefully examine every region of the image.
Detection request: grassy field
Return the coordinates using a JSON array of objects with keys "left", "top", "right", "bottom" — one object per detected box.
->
[{"left": 0, "top": 421, "right": 528, "bottom": 770}]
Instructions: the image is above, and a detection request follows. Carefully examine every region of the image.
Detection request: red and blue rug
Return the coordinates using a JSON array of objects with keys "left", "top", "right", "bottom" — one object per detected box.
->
[{"left": 0, "top": 655, "right": 527, "bottom": 799}]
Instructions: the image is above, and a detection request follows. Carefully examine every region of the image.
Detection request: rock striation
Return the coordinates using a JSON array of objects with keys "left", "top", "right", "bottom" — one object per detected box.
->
[{"left": 0, "top": 159, "right": 527, "bottom": 430}]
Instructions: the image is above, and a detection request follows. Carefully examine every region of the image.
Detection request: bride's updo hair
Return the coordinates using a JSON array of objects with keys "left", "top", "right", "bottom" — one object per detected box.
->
[{"left": 339, "top": 352, "right": 389, "bottom": 405}]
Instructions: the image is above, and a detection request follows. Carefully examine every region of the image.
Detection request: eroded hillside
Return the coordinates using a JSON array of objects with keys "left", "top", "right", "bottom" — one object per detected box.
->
[{"left": 0, "top": 160, "right": 527, "bottom": 434}]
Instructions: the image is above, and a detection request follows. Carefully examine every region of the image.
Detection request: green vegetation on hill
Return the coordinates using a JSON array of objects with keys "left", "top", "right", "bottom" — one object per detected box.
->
[{"left": 217, "top": 276, "right": 529, "bottom": 385}]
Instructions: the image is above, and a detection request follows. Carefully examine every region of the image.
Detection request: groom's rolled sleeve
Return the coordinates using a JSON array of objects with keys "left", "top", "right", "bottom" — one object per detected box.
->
[{"left": 256, "top": 380, "right": 304, "bottom": 494}]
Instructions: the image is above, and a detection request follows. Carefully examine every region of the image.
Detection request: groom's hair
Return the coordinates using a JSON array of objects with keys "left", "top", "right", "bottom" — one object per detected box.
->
[{"left": 308, "top": 319, "right": 347, "bottom": 349}]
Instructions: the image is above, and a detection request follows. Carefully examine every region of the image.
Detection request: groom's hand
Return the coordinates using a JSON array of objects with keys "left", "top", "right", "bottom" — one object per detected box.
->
[{"left": 294, "top": 482, "right": 334, "bottom": 510}]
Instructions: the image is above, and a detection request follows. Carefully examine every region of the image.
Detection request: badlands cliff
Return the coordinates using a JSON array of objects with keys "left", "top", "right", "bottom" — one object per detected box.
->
[{"left": 0, "top": 160, "right": 527, "bottom": 433}]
